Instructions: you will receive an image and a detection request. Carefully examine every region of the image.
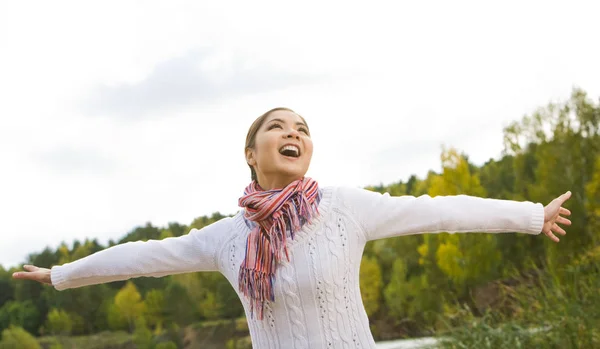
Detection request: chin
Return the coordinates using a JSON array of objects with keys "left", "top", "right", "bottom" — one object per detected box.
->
[{"left": 278, "top": 168, "right": 307, "bottom": 179}]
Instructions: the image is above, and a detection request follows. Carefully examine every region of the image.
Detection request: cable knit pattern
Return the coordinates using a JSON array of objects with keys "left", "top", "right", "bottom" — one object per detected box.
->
[
  {"left": 308, "top": 234, "right": 328, "bottom": 346},
  {"left": 280, "top": 260, "right": 309, "bottom": 348},
  {"left": 50, "top": 186, "right": 545, "bottom": 348},
  {"left": 327, "top": 218, "right": 354, "bottom": 348},
  {"left": 315, "top": 221, "right": 338, "bottom": 348},
  {"left": 335, "top": 212, "right": 360, "bottom": 348}
]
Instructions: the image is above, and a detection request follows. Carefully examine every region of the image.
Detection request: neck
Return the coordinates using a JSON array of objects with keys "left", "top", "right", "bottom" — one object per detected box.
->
[{"left": 256, "top": 174, "right": 303, "bottom": 190}]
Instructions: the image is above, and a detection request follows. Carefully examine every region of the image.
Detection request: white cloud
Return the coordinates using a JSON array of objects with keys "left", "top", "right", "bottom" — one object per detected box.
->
[{"left": 1, "top": 0, "right": 600, "bottom": 268}]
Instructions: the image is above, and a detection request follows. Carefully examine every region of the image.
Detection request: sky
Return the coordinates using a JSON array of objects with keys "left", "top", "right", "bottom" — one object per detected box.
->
[{"left": 1, "top": 0, "right": 599, "bottom": 268}]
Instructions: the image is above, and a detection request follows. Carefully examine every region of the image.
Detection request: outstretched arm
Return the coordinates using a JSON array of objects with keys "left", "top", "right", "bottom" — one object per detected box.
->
[
  {"left": 338, "top": 187, "right": 571, "bottom": 242},
  {"left": 12, "top": 218, "right": 232, "bottom": 290}
]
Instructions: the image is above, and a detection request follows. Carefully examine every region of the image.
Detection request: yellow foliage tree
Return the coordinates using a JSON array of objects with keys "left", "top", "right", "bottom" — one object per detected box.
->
[
  {"left": 113, "top": 281, "right": 146, "bottom": 332},
  {"left": 45, "top": 308, "right": 72, "bottom": 336},
  {"left": 0, "top": 326, "right": 41, "bottom": 349},
  {"left": 420, "top": 148, "right": 501, "bottom": 291}
]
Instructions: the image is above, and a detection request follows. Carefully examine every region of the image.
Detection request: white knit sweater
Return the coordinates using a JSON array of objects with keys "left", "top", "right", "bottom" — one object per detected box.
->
[{"left": 50, "top": 186, "right": 545, "bottom": 349}]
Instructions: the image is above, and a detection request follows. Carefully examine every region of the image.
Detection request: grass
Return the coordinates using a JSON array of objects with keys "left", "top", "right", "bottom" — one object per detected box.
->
[
  {"left": 438, "top": 246, "right": 600, "bottom": 348},
  {"left": 38, "top": 331, "right": 133, "bottom": 349}
]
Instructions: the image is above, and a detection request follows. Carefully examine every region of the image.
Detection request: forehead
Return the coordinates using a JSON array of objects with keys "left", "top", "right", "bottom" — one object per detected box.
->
[{"left": 264, "top": 110, "right": 306, "bottom": 125}]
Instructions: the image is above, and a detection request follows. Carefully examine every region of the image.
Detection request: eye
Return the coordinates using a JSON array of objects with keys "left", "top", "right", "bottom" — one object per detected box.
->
[
  {"left": 267, "top": 123, "right": 282, "bottom": 130},
  {"left": 298, "top": 127, "right": 309, "bottom": 135}
]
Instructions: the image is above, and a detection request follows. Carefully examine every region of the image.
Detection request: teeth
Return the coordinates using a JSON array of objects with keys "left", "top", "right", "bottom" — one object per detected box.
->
[{"left": 280, "top": 145, "right": 300, "bottom": 156}]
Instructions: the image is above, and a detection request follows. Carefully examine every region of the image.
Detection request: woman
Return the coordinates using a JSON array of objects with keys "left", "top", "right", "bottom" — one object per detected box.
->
[{"left": 14, "top": 107, "right": 572, "bottom": 349}]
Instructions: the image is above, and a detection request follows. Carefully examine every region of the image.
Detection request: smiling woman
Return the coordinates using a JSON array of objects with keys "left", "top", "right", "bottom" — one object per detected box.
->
[
  {"left": 244, "top": 107, "right": 313, "bottom": 189},
  {"left": 13, "top": 107, "right": 573, "bottom": 349}
]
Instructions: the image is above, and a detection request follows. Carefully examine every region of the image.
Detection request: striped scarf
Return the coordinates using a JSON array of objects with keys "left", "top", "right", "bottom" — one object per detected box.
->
[{"left": 238, "top": 177, "right": 320, "bottom": 320}]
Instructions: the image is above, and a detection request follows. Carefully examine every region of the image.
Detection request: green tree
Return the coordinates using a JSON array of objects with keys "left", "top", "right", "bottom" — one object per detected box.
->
[
  {"left": 503, "top": 88, "right": 599, "bottom": 263},
  {"left": 0, "top": 267, "right": 13, "bottom": 309},
  {"left": 0, "top": 301, "right": 40, "bottom": 335},
  {"left": 163, "top": 281, "right": 196, "bottom": 326},
  {"left": 145, "top": 289, "right": 166, "bottom": 332},
  {"left": 42, "top": 282, "right": 114, "bottom": 334},
  {"left": 383, "top": 259, "right": 409, "bottom": 319},
  {"left": 384, "top": 259, "right": 441, "bottom": 324},
  {"left": 70, "top": 243, "right": 92, "bottom": 261},
  {"left": 44, "top": 308, "right": 72, "bottom": 336},
  {"left": 0, "top": 326, "right": 40, "bottom": 349},
  {"left": 359, "top": 256, "right": 382, "bottom": 317},
  {"left": 585, "top": 156, "right": 600, "bottom": 243},
  {"left": 113, "top": 281, "right": 145, "bottom": 332},
  {"left": 107, "top": 303, "right": 128, "bottom": 331},
  {"left": 132, "top": 317, "right": 153, "bottom": 349},
  {"left": 159, "top": 229, "right": 174, "bottom": 240}
]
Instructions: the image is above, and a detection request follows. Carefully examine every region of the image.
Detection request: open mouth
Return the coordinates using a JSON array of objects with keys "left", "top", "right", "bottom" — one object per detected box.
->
[{"left": 279, "top": 144, "right": 301, "bottom": 158}]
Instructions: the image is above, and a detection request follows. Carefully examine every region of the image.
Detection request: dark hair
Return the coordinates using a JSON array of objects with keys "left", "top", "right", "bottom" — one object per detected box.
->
[{"left": 245, "top": 107, "right": 308, "bottom": 181}]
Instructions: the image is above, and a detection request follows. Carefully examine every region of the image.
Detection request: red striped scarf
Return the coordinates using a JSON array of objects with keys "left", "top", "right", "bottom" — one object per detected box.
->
[{"left": 238, "top": 177, "right": 320, "bottom": 319}]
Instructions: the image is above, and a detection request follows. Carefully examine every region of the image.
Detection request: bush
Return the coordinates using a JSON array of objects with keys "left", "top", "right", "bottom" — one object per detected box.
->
[
  {"left": 45, "top": 308, "right": 73, "bottom": 336},
  {"left": 133, "top": 318, "right": 153, "bottom": 349},
  {"left": 0, "top": 326, "right": 41, "bottom": 349},
  {"left": 156, "top": 341, "right": 177, "bottom": 349},
  {"left": 439, "top": 249, "right": 600, "bottom": 348}
]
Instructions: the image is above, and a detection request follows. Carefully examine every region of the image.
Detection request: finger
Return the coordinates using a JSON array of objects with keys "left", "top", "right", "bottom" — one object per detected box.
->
[
  {"left": 559, "top": 191, "right": 572, "bottom": 204},
  {"left": 559, "top": 207, "right": 571, "bottom": 216},
  {"left": 544, "top": 230, "right": 560, "bottom": 243},
  {"left": 556, "top": 216, "right": 571, "bottom": 226},
  {"left": 13, "top": 271, "right": 49, "bottom": 284},
  {"left": 23, "top": 265, "right": 40, "bottom": 272},
  {"left": 552, "top": 223, "right": 567, "bottom": 235},
  {"left": 12, "top": 271, "right": 35, "bottom": 280}
]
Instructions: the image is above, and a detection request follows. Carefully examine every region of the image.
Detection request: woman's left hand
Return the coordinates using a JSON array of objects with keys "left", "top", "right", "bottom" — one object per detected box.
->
[{"left": 542, "top": 191, "right": 572, "bottom": 242}]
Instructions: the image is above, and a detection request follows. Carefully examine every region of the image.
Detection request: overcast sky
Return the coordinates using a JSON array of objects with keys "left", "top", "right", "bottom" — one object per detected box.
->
[{"left": 1, "top": 0, "right": 599, "bottom": 268}]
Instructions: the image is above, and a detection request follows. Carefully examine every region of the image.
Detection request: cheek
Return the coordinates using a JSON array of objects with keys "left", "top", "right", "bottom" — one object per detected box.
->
[
  {"left": 254, "top": 136, "right": 279, "bottom": 163},
  {"left": 303, "top": 141, "right": 314, "bottom": 161}
]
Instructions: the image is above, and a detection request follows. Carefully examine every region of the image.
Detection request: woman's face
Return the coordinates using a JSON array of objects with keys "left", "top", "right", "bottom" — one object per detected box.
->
[{"left": 246, "top": 110, "right": 313, "bottom": 189}]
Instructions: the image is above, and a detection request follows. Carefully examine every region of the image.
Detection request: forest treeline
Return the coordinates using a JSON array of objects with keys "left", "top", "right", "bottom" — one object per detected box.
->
[{"left": 0, "top": 88, "right": 599, "bottom": 348}]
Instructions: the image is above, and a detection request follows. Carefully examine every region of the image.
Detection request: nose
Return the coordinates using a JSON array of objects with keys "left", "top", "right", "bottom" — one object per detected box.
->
[{"left": 284, "top": 128, "right": 301, "bottom": 140}]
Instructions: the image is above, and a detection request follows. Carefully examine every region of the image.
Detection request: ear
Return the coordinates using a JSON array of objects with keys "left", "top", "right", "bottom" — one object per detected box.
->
[{"left": 245, "top": 147, "right": 256, "bottom": 166}]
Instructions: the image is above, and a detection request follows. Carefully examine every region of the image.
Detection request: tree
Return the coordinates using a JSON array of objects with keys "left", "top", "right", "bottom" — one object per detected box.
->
[
  {"left": 112, "top": 281, "right": 145, "bottom": 332},
  {"left": 42, "top": 282, "right": 114, "bottom": 334},
  {"left": 421, "top": 148, "right": 501, "bottom": 294},
  {"left": 107, "top": 303, "right": 128, "bottom": 332},
  {"left": 145, "top": 289, "right": 166, "bottom": 332},
  {"left": 383, "top": 259, "right": 409, "bottom": 319},
  {"left": 383, "top": 259, "right": 440, "bottom": 324},
  {"left": 0, "top": 301, "right": 40, "bottom": 335},
  {"left": 163, "top": 281, "right": 196, "bottom": 326},
  {"left": 0, "top": 326, "right": 40, "bottom": 349},
  {"left": 585, "top": 156, "right": 600, "bottom": 245},
  {"left": 132, "top": 317, "right": 153, "bottom": 349},
  {"left": 359, "top": 256, "right": 383, "bottom": 317},
  {"left": 503, "top": 88, "right": 600, "bottom": 264},
  {"left": 0, "top": 267, "right": 13, "bottom": 309},
  {"left": 44, "top": 308, "right": 72, "bottom": 336}
]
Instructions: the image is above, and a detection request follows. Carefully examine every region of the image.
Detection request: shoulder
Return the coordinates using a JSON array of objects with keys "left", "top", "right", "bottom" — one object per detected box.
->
[
  {"left": 326, "top": 185, "right": 389, "bottom": 211},
  {"left": 330, "top": 185, "right": 388, "bottom": 202},
  {"left": 188, "top": 214, "right": 239, "bottom": 241}
]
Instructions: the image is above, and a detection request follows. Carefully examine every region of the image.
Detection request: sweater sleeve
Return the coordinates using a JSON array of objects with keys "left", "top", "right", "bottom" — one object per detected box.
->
[
  {"left": 337, "top": 187, "right": 545, "bottom": 241},
  {"left": 50, "top": 218, "right": 232, "bottom": 290}
]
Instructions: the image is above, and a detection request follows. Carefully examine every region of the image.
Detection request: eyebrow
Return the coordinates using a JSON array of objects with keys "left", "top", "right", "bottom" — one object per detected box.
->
[{"left": 267, "top": 118, "right": 309, "bottom": 129}]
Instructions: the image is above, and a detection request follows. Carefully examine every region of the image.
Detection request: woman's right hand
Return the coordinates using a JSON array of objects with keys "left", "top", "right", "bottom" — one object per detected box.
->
[{"left": 12, "top": 265, "right": 52, "bottom": 285}]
